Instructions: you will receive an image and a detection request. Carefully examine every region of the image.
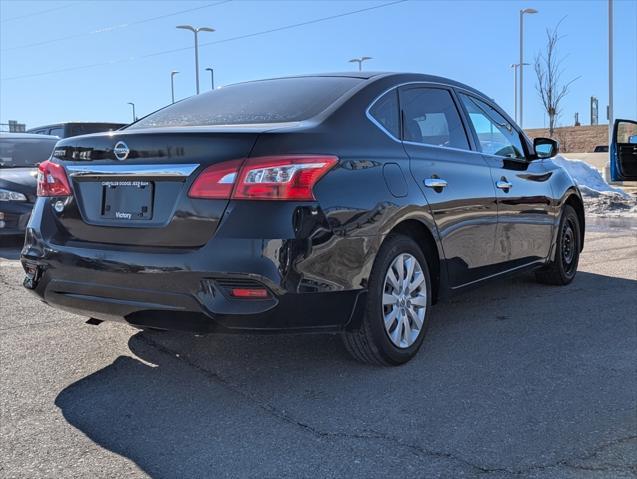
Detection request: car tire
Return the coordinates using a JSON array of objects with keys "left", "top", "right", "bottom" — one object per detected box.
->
[
  {"left": 341, "top": 234, "right": 432, "bottom": 366},
  {"left": 535, "top": 205, "right": 581, "bottom": 286}
]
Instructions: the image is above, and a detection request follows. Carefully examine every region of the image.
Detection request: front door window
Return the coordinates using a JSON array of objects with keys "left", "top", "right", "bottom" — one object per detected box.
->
[{"left": 459, "top": 93, "right": 525, "bottom": 159}]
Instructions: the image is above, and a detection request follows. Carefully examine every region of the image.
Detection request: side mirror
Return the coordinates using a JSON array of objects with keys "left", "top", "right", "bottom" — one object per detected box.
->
[
  {"left": 628, "top": 135, "right": 637, "bottom": 144},
  {"left": 534, "top": 137, "right": 559, "bottom": 159}
]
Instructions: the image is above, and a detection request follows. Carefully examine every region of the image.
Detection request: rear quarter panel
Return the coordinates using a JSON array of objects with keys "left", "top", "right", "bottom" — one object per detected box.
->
[{"left": 248, "top": 80, "right": 444, "bottom": 291}]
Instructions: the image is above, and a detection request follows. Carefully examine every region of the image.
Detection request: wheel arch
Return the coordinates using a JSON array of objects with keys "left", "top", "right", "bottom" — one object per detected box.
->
[
  {"left": 563, "top": 190, "right": 585, "bottom": 251},
  {"left": 386, "top": 219, "right": 443, "bottom": 304}
]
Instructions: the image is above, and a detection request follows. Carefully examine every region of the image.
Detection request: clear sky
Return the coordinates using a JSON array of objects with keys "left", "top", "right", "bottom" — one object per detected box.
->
[{"left": 1, "top": 0, "right": 636, "bottom": 130}]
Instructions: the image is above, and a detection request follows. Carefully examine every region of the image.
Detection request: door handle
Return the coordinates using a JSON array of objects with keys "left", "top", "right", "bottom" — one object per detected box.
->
[
  {"left": 424, "top": 178, "right": 448, "bottom": 189},
  {"left": 496, "top": 178, "right": 513, "bottom": 191}
]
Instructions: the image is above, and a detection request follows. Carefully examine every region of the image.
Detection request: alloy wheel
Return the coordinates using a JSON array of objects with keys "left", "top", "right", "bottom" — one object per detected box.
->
[{"left": 382, "top": 253, "right": 427, "bottom": 348}]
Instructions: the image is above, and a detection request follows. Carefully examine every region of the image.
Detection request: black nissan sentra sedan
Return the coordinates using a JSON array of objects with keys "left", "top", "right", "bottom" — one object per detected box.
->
[{"left": 21, "top": 72, "right": 584, "bottom": 365}]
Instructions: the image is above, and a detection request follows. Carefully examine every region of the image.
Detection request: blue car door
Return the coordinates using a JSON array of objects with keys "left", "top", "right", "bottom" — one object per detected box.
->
[{"left": 610, "top": 119, "right": 637, "bottom": 181}]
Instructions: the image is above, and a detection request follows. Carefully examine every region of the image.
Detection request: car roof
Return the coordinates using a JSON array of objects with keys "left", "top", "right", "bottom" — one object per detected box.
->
[
  {"left": 0, "top": 132, "right": 59, "bottom": 140},
  {"left": 379, "top": 72, "right": 486, "bottom": 96},
  {"left": 233, "top": 72, "right": 382, "bottom": 82},
  {"left": 231, "top": 72, "right": 487, "bottom": 98}
]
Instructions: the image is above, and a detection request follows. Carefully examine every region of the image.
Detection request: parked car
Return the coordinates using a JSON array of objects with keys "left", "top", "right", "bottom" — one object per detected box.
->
[
  {"left": 593, "top": 145, "right": 608, "bottom": 153},
  {"left": 0, "top": 133, "right": 58, "bottom": 235},
  {"left": 610, "top": 119, "right": 637, "bottom": 181},
  {"left": 27, "top": 122, "right": 125, "bottom": 139},
  {"left": 21, "top": 73, "right": 585, "bottom": 365}
]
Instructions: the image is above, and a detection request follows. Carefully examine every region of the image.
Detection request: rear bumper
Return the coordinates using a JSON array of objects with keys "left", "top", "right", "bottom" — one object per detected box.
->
[
  {"left": 21, "top": 233, "right": 367, "bottom": 333},
  {"left": 34, "top": 277, "right": 365, "bottom": 333}
]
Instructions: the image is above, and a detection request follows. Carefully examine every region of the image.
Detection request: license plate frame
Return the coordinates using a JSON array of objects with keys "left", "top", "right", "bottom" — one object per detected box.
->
[{"left": 101, "top": 180, "right": 154, "bottom": 220}]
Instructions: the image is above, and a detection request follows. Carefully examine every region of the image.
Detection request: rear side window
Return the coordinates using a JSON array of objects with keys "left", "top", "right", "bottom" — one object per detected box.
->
[
  {"left": 401, "top": 88, "right": 469, "bottom": 150},
  {"left": 369, "top": 89, "right": 400, "bottom": 138},
  {"left": 130, "top": 77, "right": 362, "bottom": 129}
]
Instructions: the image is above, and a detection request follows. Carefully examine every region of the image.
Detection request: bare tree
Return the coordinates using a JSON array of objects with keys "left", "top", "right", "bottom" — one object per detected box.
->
[
  {"left": 534, "top": 18, "right": 579, "bottom": 136},
  {"left": 553, "top": 127, "right": 570, "bottom": 153}
]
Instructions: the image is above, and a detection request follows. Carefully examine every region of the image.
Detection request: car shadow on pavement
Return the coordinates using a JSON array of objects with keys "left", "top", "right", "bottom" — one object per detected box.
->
[{"left": 54, "top": 271, "right": 637, "bottom": 478}]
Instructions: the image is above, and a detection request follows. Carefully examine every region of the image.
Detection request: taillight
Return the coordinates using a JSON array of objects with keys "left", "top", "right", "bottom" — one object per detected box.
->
[
  {"left": 188, "top": 159, "right": 242, "bottom": 199},
  {"left": 188, "top": 155, "right": 338, "bottom": 201},
  {"left": 233, "top": 156, "right": 338, "bottom": 200},
  {"left": 37, "top": 160, "right": 72, "bottom": 197}
]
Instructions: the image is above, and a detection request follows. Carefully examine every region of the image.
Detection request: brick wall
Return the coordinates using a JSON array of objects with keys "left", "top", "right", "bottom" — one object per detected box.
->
[{"left": 524, "top": 125, "right": 609, "bottom": 153}]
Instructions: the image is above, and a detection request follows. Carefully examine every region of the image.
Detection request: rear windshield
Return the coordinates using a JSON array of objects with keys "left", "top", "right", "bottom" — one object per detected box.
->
[
  {"left": 129, "top": 77, "right": 362, "bottom": 129},
  {"left": 0, "top": 137, "right": 57, "bottom": 168}
]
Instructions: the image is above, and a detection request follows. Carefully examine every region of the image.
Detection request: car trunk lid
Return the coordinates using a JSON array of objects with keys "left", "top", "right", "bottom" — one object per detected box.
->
[{"left": 51, "top": 129, "right": 260, "bottom": 247}]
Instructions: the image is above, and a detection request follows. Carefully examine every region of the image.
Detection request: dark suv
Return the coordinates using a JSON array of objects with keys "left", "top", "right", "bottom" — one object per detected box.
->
[
  {"left": 21, "top": 73, "right": 584, "bottom": 365},
  {"left": 27, "top": 122, "right": 125, "bottom": 139}
]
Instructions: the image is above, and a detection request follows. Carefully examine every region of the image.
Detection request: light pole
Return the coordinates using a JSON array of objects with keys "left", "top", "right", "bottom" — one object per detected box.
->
[
  {"left": 348, "top": 56, "right": 372, "bottom": 71},
  {"left": 510, "top": 62, "right": 529, "bottom": 124},
  {"left": 171, "top": 70, "right": 179, "bottom": 104},
  {"left": 127, "top": 102, "right": 136, "bottom": 122},
  {"left": 608, "top": 0, "right": 613, "bottom": 148},
  {"left": 205, "top": 67, "right": 214, "bottom": 90},
  {"left": 176, "top": 24, "right": 215, "bottom": 95},
  {"left": 519, "top": 8, "right": 538, "bottom": 129}
]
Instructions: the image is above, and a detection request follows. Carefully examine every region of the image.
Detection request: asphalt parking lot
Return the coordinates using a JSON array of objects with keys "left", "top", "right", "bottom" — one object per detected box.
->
[{"left": 1, "top": 219, "right": 636, "bottom": 479}]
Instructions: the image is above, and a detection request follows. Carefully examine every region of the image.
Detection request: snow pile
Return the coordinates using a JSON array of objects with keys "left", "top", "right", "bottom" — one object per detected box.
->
[
  {"left": 552, "top": 155, "right": 637, "bottom": 216},
  {"left": 581, "top": 194, "right": 637, "bottom": 216},
  {"left": 552, "top": 155, "right": 629, "bottom": 198}
]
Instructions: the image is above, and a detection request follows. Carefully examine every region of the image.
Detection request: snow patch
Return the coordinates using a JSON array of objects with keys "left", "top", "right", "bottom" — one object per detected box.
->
[
  {"left": 551, "top": 155, "right": 637, "bottom": 217},
  {"left": 552, "top": 155, "right": 629, "bottom": 198}
]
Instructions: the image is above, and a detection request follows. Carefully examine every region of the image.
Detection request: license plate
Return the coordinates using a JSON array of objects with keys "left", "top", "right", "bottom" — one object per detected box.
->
[{"left": 101, "top": 180, "right": 153, "bottom": 220}]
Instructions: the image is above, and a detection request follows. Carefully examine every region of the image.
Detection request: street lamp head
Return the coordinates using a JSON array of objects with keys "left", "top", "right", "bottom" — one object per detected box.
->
[
  {"left": 177, "top": 25, "right": 215, "bottom": 95},
  {"left": 127, "top": 102, "right": 134, "bottom": 106},
  {"left": 177, "top": 25, "right": 214, "bottom": 33},
  {"left": 348, "top": 59, "right": 359, "bottom": 63},
  {"left": 361, "top": 56, "right": 372, "bottom": 61},
  {"left": 521, "top": 8, "right": 538, "bottom": 14},
  {"left": 205, "top": 67, "right": 213, "bottom": 72},
  {"left": 171, "top": 70, "right": 179, "bottom": 75}
]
